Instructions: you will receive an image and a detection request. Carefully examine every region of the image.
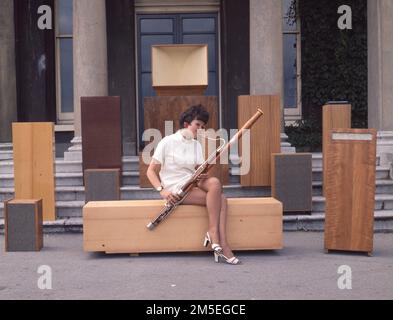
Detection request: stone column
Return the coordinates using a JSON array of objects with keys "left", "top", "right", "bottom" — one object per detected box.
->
[
  {"left": 250, "top": 0, "right": 294, "bottom": 152},
  {"left": 250, "top": 0, "right": 283, "bottom": 97},
  {"left": 65, "top": 0, "right": 108, "bottom": 160},
  {"left": 0, "top": 0, "right": 17, "bottom": 143},
  {"left": 368, "top": 0, "right": 393, "bottom": 164}
]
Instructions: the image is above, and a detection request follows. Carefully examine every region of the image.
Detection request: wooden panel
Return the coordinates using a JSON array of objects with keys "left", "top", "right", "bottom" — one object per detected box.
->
[
  {"left": 83, "top": 197, "right": 283, "bottom": 253},
  {"left": 238, "top": 95, "right": 281, "bottom": 186},
  {"left": 155, "top": 86, "right": 207, "bottom": 97},
  {"left": 322, "top": 104, "right": 351, "bottom": 194},
  {"left": 140, "top": 96, "right": 229, "bottom": 187},
  {"left": 324, "top": 129, "right": 376, "bottom": 254},
  {"left": 81, "top": 96, "right": 122, "bottom": 180},
  {"left": 12, "top": 123, "right": 55, "bottom": 221}
]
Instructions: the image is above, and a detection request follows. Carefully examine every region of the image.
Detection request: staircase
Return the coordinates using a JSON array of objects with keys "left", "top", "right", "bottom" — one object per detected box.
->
[{"left": 1, "top": 148, "right": 393, "bottom": 232}]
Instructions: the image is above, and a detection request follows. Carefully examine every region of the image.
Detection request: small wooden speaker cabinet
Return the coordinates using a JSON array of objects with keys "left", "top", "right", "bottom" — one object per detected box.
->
[
  {"left": 84, "top": 169, "right": 121, "bottom": 203},
  {"left": 322, "top": 102, "right": 351, "bottom": 195},
  {"left": 152, "top": 44, "right": 208, "bottom": 96},
  {"left": 5, "top": 199, "right": 43, "bottom": 252},
  {"left": 324, "top": 129, "right": 377, "bottom": 255},
  {"left": 12, "top": 122, "right": 55, "bottom": 221},
  {"left": 271, "top": 153, "right": 312, "bottom": 213}
]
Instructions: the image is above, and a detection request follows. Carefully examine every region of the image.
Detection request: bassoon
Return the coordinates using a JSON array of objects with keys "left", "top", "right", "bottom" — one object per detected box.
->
[{"left": 146, "top": 108, "right": 264, "bottom": 230}]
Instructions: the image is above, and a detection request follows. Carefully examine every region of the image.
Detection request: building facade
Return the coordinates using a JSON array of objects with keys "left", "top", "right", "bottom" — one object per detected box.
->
[{"left": 1, "top": 0, "right": 393, "bottom": 159}]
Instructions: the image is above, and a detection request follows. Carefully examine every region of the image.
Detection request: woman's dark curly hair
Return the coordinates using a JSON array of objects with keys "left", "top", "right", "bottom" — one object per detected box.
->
[{"left": 179, "top": 104, "right": 209, "bottom": 128}]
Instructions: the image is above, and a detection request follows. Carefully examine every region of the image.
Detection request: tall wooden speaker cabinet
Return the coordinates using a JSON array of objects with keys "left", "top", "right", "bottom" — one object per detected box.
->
[
  {"left": 12, "top": 122, "right": 55, "bottom": 221},
  {"left": 238, "top": 95, "right": 281, "bottom": 186},
  {"left": 322, "top": 102, "right": 351, "bottom": 195},
  {"left": 324, "top": 129, "right": 377, "bottom": 255}
]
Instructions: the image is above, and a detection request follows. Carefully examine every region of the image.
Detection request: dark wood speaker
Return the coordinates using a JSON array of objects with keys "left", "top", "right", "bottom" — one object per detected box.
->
[
  {"left": 81, "top": 97, "right": 122, "bottom": 183},
  {"left": 5, "top": 199, "right": 43, "bottom": 252}
]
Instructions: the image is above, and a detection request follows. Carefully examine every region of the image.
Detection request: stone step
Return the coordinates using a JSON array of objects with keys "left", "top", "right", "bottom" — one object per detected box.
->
[
  {"left": 312, "top": 194, "right": 393, "bottom": 212},
  {"left": 311, "top": 166, "right": 390, "bottom": 181},
  {"left": 312, "top": 180, "right": 393, "bottom": 196},
  {"left": 0, "top": 171, "right": 141, "bottom": 188},
  {"left": 0, "top": 150, "right": 13, "bottom": 161},
  {"left": 2, "top": 210, "right": 393, "bottom": 234},
  {"left": 283, "top": 210, "right": 393, "bottom": 232},
  {"left": 0, "top": 143, "right": 12, "bottom": 151}
]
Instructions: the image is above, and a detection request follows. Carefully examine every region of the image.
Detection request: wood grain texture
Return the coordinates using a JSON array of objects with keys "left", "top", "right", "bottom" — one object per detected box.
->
[
  {"left": 238, "top": 95, "right": 281, "bottom": 186},
  {"left": 322, "top": 104, "right": 351, "bottom": 195},
  {"left": 83, "top": 197, "right": 283, "bottom": 254},
  {"left": 141, "top": 96, "right": 229, "bottom": 187},
  {"left": 155, "top": 86, "right": 207, "bottom": 97},
  {"left": 12, "top": 123, "right": 55, "bottom": 221},
  {"left": 324, "top": 129, "right": 376, "bottom": 254},
  {"left": 81, "top": 96, "right": 122, "bottom": 181}
]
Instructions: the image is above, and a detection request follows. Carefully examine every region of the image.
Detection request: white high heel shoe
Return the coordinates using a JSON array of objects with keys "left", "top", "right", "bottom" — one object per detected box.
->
[
  {"left": 214, "top": 252, "right": 241, "bottom": 265},
  {"left": 203, "top": 232, "right": 223, "bottom": 254}
]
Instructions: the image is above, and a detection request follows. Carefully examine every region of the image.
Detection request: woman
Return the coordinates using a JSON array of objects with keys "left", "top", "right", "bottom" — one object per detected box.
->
[{"left": 146, "top": 105, "right": 240, "bottom": 265}]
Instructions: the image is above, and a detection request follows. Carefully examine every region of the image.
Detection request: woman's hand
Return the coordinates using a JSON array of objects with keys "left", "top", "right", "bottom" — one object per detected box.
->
[
  {"left": 160, "top": 189, "right": 181, "bottom": 206},
  {"left": 196, "top": 173, "right": 209, "bottom": 182}
]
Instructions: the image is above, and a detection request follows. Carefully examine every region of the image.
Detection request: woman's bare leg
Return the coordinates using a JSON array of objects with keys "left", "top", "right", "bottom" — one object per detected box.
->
[
  {"left": 196, "top": 177, "right": 223, "bottom": 246},
  {"left": 218, "top": 194, "right": 235, "bottom": 258}
]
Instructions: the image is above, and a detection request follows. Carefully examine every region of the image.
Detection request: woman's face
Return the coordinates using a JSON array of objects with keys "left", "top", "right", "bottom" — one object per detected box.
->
[{"left": 184, "top": 119, "right": 206, "bottom": 138}]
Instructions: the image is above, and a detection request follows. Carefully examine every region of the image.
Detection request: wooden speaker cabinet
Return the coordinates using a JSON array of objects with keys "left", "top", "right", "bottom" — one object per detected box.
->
[
  {"left": 12, "top": 122, "right": 55, "bottom": 221},
  {"left": 152, "top": 44, "right": 208, "bottom": 96},
  {"left": 140, "top": 96, "right": 229, "bottom": 188},
  {"left": 324, "top": 129, "right": 377, "bottom": 255},
  {"left": 81, "top": 96, "right": 122, "bottom": 183},
  {"left": 271, "top": 153, "right": 312, "bottom": 213},
  {"left": 5, "top": 199, "right": 43, "bottom": 252},
  {"left": 238, "top": 95, "right": 281, "bottom": 186},
  {"left": 322, "top": 102, "right": 351, "bottom": 194}
]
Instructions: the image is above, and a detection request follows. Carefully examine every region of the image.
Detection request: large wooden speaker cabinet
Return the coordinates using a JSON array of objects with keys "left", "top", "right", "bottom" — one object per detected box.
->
[
  {"left": 12, "top": 122, "right": 55, "bottom": 221},
  {"left": 238, "top": 95, "right": 281, "bottom": 186},
  {"left": 140, "top": 96, "right": 229, "bottom": 188},
  {"left": 81, "top": 96, "right": 122, "bottom": 182},
  {"left": 152, "top": 44, "right": 208, "bottom": 96},
  {"left": 322, "top": 102, "right": 351, "bottom": 194},
  {"left": 4, "top": 199, "right": 43, "bottom": 252},
  {"left": 271, "top": 153, "right": 312, "bottom": 213},
  {"left": 324, "top": 129, "right": 377, "bottom": 255}
]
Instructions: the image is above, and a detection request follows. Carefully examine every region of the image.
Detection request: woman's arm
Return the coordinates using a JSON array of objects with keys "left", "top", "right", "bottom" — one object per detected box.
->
[
  {"left": 146, "top": 159, "right": 162, "bottom": 190},
  {"left": 147, "top": 159, "right": 180, "bottom": 205}
]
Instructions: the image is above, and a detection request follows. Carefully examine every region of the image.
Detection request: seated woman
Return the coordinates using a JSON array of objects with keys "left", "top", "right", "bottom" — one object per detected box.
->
[{"left": 146, "top": 104, "right": 240, "bottom": 265}]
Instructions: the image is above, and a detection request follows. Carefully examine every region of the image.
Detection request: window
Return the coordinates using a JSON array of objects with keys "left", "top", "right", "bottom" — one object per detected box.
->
[
  {"left": 55, "top": 0, "right": 74, "bottom": 124},
  {"left": 283, "top": 0, "right": 301, "bottom": 120}
]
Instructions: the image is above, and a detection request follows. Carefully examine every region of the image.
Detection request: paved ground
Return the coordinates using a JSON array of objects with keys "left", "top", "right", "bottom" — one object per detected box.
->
[{"left": 0, "top": 232, "right": 393, "bottom": 300}]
